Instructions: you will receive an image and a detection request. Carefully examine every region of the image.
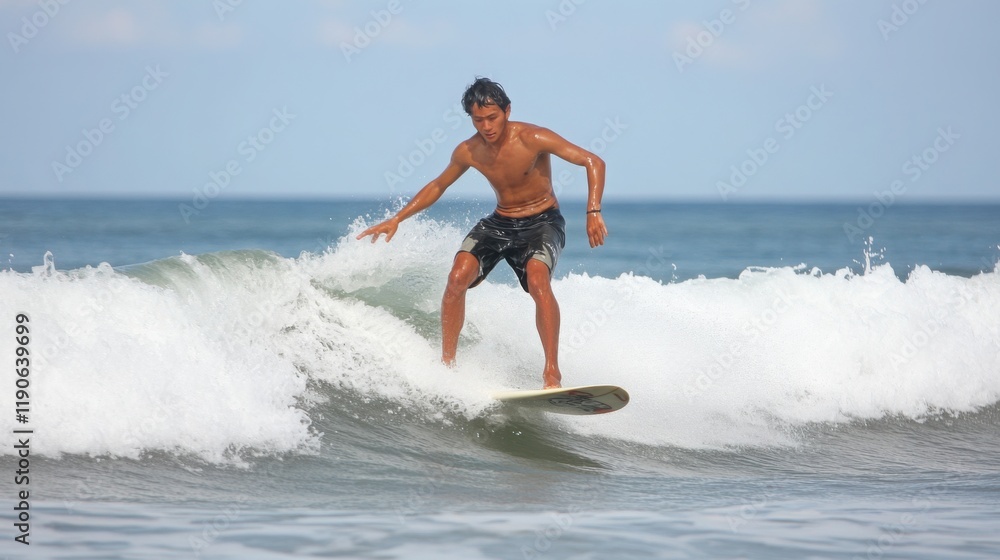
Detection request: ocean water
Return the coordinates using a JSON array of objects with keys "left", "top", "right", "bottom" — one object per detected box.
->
[{"left": 1, "top": 198, "right": 999, "bottom": 559}]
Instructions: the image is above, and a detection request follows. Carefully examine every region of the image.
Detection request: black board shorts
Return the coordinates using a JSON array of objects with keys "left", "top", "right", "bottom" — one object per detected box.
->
[{"left": 458, "top": 207, "right": 566, "bottom": 293}]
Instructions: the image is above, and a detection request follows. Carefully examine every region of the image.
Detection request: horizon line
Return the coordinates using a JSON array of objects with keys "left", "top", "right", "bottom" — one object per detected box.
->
[{"left": 2, "top": 194, "right": 1000, "bottom": 205}]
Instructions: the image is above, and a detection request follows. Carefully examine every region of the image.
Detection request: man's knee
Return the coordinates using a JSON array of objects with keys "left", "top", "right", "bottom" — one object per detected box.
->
[
  {"left": 447, "top": 253, "right": 479, "bottom": 291},
  {"left": 525, "top": 259, "right": 553, "bottom": 297}
]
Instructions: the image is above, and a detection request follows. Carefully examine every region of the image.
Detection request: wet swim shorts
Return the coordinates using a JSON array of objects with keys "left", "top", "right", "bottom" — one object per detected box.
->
[{"left": 458, "top": 207, "right": 566, "bottom": 293}]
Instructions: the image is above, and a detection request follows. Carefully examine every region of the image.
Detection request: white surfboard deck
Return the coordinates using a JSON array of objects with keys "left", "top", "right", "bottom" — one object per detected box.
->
[{"left": 492, "top": 385, "right": 629, "bottom": 415}]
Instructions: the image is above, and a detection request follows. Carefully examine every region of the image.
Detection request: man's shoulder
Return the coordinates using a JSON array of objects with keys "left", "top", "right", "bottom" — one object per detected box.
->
[
  {"left": 512, "top": 122, "right": 556, "bottom": 145},
  {"left": 453, "top": 134, "right": 481, "bottom": 157},
  {"left": 512, "top": 121, "right": 547, "bottom": 136}
]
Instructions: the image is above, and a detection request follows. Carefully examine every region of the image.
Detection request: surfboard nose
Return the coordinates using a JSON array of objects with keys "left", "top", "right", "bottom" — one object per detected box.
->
[{"left": 493, "top": 385, "right": 630, "bottom": 415}]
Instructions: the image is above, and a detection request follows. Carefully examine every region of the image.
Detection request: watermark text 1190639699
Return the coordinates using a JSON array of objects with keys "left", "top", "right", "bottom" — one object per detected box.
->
[{"left": 13, "top": 313, "right": 33, "bottom": 546}]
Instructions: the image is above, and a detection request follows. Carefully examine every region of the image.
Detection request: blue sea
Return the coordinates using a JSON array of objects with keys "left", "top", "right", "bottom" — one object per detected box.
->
[{"left": 1, "top": 198, "right": 999, "bottom": 559}]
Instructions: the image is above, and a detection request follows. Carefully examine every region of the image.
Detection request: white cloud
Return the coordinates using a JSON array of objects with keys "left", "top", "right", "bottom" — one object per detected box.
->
[
  {"left": 379, "top": 19, "right": 452, "bottom": 47},
  {"left": 746, "top": 0, "right": 842, "bottom": 57},
  {"left": 193, "top": 22, "right": 244, "bottom": 49},
  {"left": 317, "top": 19, "right": 355, "bottom": 47},
  {"left": 668, "top": 19, "right": 752, "bottom": 69},
  {"left": 316, "top": 17, "right": 452, "bottom": 49},
  {"left": 0, "top": 0, "right": 43, "bottom": 8},
  {"left": 668, "top": 0, "right": 842, "bottom": 71},
  {"left": 58, "top": 5, "right": 243, "bottom": 49},
  {"left": 68, "top": 8, "right": 141, "bottom": 46}
]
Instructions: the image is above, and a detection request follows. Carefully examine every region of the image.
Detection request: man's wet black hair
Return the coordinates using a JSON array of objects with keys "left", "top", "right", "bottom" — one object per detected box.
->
[{"left": 461, "top": 77, "right": 511, "bottom": 115}]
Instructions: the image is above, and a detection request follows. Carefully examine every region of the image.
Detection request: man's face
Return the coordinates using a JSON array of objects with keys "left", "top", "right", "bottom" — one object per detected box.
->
[{"left": 469, "top": 102, "right": 510, "bottom": 144}]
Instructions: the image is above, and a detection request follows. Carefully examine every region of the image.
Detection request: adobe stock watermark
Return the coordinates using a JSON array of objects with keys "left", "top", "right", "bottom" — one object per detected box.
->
[
  {"left": 385, "top": 111, "right": 625, "bottom": 195},
  {"left": 31, "top": 263, "right": 132, "bottom": 374},
  {"left": 852, "top": 483, "right": 947, "bottom": 560},
  {"left": 62, "top": 465, "right": 117, "bottom": 515},
  {"left": 384, "top": 102, "right": 465, "bottom": 192},
  {"left": 886, "top": 285, "right": 971, "bottom": 372},
  {"left": 520, "top": 507, "right": 581, "bottom": 560},
  {"left": 586, "top": 117, "right": 627, "bottom": 155},
  {"left": 980, "top": 248, "right": 1000, "bottom": 275},
  {"left": 340, "top": 0, "right": 402, "bottom": 63},
  {"left": 178, "top": 107, "right": 295, "bottom": 223},
  {"left": 189, "top": 459, "right": 288, "bottom": 557},
  {"left": 683, "top": 287, "right": 798, "bottom": 402},
  {"left": 717, "top": 84, "right": 833, "bottom": 201},
  {"left": 190, "top": 495, "right": 250, "bottom": 558},
  {"left": 552, "top": 117, "right": 627, "bottom": 196},
  {"left": 7, "top": 0, "right": 72, "bottom": 54},
  {"left": 672, "top": 0, "right": 752, "bottom": 73},
  {"left": 842, "top": 126, "right": 958, "bottom": 243},
  {"left": 213, "top": 0, "right": 244, "bottom": 22},
  {"left": 562, "top": 244, "right": 667, "bottom": 358},
  {"left": 545, "top": 0, "right": 585, "bottom": 31},
  {"left": 878, "top": 0, "right": 931, "bottom": 42},
  {"left": 727, "top": 485, "right": 775, "bottom": 533},
  {"left": 51, "top": 65, "right": 168, "bottom": 183},
  {"left": 393, "top": 463, "right": 451, "bottom": 524},
  {"left": 562, "top": 297, "right": 617, "bottom": 358}
]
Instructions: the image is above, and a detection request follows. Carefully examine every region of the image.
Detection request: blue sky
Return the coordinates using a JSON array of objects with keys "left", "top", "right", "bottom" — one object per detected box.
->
[{"left": 2, "top": 0, "right": 998, "bottom": 202}]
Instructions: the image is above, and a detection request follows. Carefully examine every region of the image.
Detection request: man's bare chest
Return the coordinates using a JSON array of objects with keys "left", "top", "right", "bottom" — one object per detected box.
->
[{"left": 473, "top": 149, "right": 546, "bottom": 185}]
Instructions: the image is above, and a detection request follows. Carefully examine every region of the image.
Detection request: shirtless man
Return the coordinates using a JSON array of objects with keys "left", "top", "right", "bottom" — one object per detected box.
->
[{"left": 357, "top": 77, "right": 607, "bottom": 389}]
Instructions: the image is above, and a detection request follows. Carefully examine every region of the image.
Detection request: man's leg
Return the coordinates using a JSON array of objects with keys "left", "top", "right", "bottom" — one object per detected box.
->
[
  {"left": 525, "top": 259, "right": 562, "bottom": 388},
  {"left": 441, "top": 252, "right": 480, "bottom": 366}
]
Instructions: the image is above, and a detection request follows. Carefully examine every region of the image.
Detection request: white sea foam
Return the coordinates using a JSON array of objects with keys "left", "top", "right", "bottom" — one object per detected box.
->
[
  {"left": 2, "top": 216, "right": 998, "bottom": 460},
  {"left": 547, "top": 263, "right": 1000, "bottom": 449},
  {"left": 0, "top": 255, "right": 316, "bottom": 463}
]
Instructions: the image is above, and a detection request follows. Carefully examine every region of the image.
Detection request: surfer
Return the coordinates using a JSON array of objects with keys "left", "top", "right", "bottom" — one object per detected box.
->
[{"left": 357, "top": 77, "right": 608, "bottom": 389}]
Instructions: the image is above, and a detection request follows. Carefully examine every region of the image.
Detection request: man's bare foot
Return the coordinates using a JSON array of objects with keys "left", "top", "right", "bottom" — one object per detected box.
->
[
  {"left": 442, "top": 356, "right": 456, "bottom": 368},
  {"left": 542, "top": 366, "right": 561, "bottom": 389}
]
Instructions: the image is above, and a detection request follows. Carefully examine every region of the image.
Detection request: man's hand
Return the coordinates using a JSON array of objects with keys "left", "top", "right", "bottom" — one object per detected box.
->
[
  {"left": 587, "top": 212, "right": 608, "bottom": 248},
  {"left": 356, "top": 217, "right": 400, "bottom": 243}
]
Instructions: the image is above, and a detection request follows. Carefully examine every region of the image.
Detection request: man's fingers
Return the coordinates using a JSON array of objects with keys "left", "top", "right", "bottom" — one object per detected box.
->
[
  {"left": 587, "top": 223, "right": 608, "bottom": 247},
  {"left": 357, "top": 223, "right": 386, "bottom": 243}
]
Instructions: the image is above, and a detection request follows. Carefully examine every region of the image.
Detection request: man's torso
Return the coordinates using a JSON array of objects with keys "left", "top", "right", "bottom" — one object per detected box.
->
[{"left": 458, "top": 122, "right": 558, "bottom": 218}]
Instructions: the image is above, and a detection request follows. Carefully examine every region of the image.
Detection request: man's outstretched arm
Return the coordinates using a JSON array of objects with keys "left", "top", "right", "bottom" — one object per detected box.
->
[
  {"left": 356, "top": 150, "right": 470, "bottom": 243},
  {"left": 528, "top": 128, "right": 608, "bottom": 248}
]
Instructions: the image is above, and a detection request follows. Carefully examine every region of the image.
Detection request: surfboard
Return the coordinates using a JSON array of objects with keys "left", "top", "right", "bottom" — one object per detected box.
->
[{"left": 492, "top": 385, "right": 629, "bottom": 415}]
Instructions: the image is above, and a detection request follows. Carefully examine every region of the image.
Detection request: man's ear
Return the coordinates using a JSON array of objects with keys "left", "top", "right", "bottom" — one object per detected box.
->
[{"left": 504, "top": 105, "right": 511, "bottom": 118}]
